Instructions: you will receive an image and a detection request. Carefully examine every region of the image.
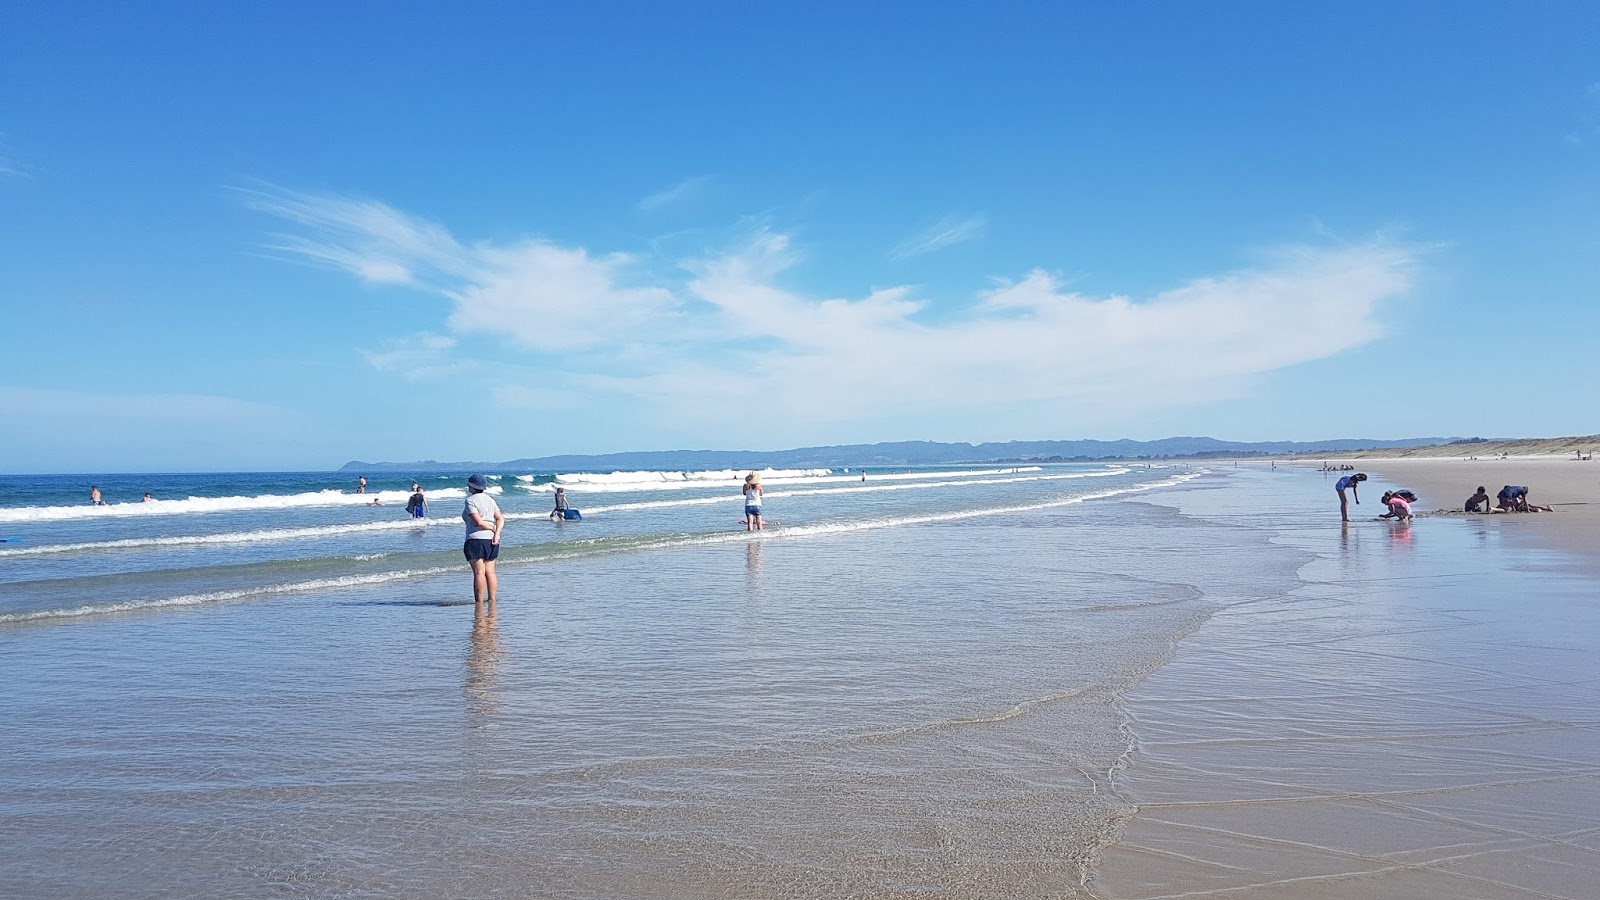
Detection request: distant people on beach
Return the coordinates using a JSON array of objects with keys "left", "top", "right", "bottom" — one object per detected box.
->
[
  {"left": 1464, "top": 486, "right": 1492, "bottom": 513},
  {"left": 1496, "top": 485, "right": 1553, "bottom": 513},
  {"left": 1335, "top": 472, "right": 1367, "bottom": 522},
  {"left": 406, "top": 483, "right": 427, "bottom": 519},
  {"left": 142, "top": 492, "right": 153, "bottom": 503},
  {"left": 463, "top": 474, "right": 504, "bottom": 605},
  {"left": 357, "top": 476, "right": 367, "bottom": 494},
  {"left": 89, "top": 485, "right": 105, "bottom": 506},
  {"left": 743, "top": 472, "right": 764, "bottom": 531}
]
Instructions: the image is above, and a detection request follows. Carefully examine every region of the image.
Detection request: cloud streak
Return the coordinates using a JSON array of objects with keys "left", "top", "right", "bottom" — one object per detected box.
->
[
  {"left": 637, "top": 176, "right": 710, "bottom": 212},
  {"left": 890, "top": 213, "right": 986, "bottom": 259}
]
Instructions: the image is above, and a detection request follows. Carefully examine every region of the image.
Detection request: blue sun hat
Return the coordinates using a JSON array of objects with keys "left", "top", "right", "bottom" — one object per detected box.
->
[{"left": 467, "top": 474, "right": 487, "bottom": 491}]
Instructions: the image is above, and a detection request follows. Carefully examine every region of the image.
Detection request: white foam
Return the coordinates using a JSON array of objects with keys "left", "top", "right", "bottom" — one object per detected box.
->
[
  {"left": 511, "top": 468, "right": 1132, "bottom": 517},
  {"left": 0, "top": 517, "right": 457, "bottom": 558},
  {"left": 517, "top": 466, "right": 1048, "bottom": 494},
  {"left": 0, "top": 566, "right": 458, "bottom": 624},
  {"left": 0, "top": 485, "right": 488, "bottom": 524}
]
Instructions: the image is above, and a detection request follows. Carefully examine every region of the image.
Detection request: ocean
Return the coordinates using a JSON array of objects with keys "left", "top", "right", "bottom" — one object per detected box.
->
[{"left": 0, "top": 463, "right": 1338, "bottom": 896}]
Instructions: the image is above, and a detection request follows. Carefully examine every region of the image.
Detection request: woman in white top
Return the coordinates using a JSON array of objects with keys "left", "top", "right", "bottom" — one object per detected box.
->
[
  {"left": 462, "top": 474, "right": 504, "bottom": 605},
  {"left": 743, "top": 472, "right": 764, "bottom": 532}
]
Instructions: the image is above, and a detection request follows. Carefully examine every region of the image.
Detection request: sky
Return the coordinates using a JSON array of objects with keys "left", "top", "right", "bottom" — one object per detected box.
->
[{"left": 2, "top": 2, "right": 1596, "bottom": 472}]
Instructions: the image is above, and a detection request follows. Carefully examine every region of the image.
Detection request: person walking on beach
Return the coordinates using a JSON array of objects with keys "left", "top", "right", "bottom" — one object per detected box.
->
[
  {"left": 1335, "top": 472, "right": 1366, "bottom": 522},
  {"left": 406, "top": 483, "right": 427, "bottom": 519},
  {"left": 743, "top": 472, "right": 765, "bottom": 531},
  {"left": 463, "top": 474, "right": 504, "bottom": 605},
  {"left": 551, "top": 487, "right": 570, "bottom": 522},
  {"left": 89, "top": 485, "right": 105, "bottom": 506}
]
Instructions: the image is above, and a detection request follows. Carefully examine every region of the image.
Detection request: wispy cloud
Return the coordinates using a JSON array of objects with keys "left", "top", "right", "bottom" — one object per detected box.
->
[
  {"left": 241, "top": 184, "right": 679, "bottom": 351},
  {"left": 637, "top": 176, "right": 709, "bottom": 213},
  {"left": 361, "top": 333, "right": 465, "bottom": 381},
  {"left": 890, "top": 213, "right": 986, "bottom": 260},
  {"left": 248, "top": 186, "right": 1418, "bottom": 437},
  {"left": 657, "top": 234, "right": 1417, "bottom": 435},
  {"left": 0, "top": 135, "right": 30, "bottom": 180}
]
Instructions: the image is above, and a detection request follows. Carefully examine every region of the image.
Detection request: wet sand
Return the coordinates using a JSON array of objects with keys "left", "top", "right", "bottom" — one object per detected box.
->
[
  {"left": 1350, "top": 456, "right": 1600, "bottom": 568},
  {"left": 1094, "top": 467, "right": 1600, "bottom": 899}
]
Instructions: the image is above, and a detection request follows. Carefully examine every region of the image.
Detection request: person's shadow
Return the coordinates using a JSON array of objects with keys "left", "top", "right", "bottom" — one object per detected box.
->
[{"left": 465, "top": 603, "right": 503, "bottom": 719}]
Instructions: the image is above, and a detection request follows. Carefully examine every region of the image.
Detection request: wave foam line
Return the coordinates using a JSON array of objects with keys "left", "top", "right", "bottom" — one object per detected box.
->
[
  {"left": 510, "top": 467, "right": 1136, "bottom": 517},
  {"left": 663, "top": 471, "right": 1207, "bottom": 547},
  {"left": 516, "top": 466, "right": 1050, "bottom": 494},
  {"left": 0, "top": 517, "right": 456, "bottom": 558},
  {"left": 0, "top": 486, "right": 496, "bottom": 524},
  {"left": 0, "top": 566, "right": 459, "bottom": 624}
]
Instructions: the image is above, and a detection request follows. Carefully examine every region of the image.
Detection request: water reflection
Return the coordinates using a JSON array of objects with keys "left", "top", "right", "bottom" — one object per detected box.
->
[
  {"left": 745, "top": 539, "right": 765, "bottom": 595},
  {"left": 1388, "top": 521, "right": 1415, "bottom": 549},
  {"left": 465, "top": 603, "right": 502, "bottom": 717}
]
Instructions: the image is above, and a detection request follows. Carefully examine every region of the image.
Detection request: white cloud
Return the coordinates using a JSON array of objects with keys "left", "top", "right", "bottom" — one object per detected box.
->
[
  {"left": 622, "top": 235, "right": 1418, "bottom": 434},
  {"left": 243, "top": 184, "right": 680, "bottom": 351},
  {"left": 637, "top": 176, "right": 709, "bottom": 212},
  {"left": 248, "top": 186, "right": 1418, "bottom": 439},
  {"left": 890, "top": 213, "right": 986, "bottom": 260}
]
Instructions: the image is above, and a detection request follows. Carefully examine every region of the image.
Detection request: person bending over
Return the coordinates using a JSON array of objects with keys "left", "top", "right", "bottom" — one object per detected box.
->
[
  {"left": 1335, "top": 472, "right": 1367, "bottom": 522},
  {"left": 1464, "top": 486, "right": 1491, "bottom": 513}
]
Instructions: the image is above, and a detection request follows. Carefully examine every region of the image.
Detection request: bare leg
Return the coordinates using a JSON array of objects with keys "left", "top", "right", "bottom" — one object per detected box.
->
[
  {"left": 1339, "top": 491, "right": 1350, "bottom": 522},
  {"left": 752, "top": 512, "right": 763, "bottom": 531},
  {"left": 483, "top": 560, "right": 498, "bottom": 604},
  {"left": 471, "top": 558, "right": 490, "bottom": 604}
]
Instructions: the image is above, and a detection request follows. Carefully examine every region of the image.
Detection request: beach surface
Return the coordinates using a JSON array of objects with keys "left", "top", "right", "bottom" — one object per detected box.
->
[
  {"left": 5, "top": 463, "right": 1600, "bottom": 897},
  {"left": 1094, "top": 464, "right": 1600, "bottom": 899}
]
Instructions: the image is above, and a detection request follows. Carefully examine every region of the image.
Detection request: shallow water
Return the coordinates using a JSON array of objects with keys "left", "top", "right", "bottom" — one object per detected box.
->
[
  {"left": 1096, "top": 468, "right": 1600, "bottom": 899},
  {"left": 0, "top": 463, "right": 1327, "bottom": 898}
]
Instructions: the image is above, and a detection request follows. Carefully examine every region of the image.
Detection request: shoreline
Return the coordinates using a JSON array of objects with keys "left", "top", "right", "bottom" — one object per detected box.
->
[{"left": 1094, "top": 465, "right": 1600, "bottom": 898}]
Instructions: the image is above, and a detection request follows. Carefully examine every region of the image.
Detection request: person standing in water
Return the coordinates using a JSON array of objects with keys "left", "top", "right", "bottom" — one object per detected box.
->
[
  {"left": 406, "top": 482, "right": 427, "bottom": 519},
  {"left": 551, "top": 487, "right": 570, "bottom": 522},
  {"left": 463, "top": 474, "right": 504, "bottom": 606},
  {"left": 357, "top": 476, "right": 367, "bottom": 494},
  {"left": 1335, "top": 472, "right": 1366, "bottom": 522},
  {"left": 743, "top": 472, "right": 765, "bottom": 531}
]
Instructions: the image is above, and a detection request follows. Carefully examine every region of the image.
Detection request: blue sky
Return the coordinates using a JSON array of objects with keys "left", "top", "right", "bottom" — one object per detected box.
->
[{"left": 2, "top": 2, "right": 1596, "bottom": 472}]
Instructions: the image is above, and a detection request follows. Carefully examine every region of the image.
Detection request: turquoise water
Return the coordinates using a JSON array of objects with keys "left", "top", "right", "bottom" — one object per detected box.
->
[{"left": 2, "top": 462, "right": 1327, "bottom": 897}]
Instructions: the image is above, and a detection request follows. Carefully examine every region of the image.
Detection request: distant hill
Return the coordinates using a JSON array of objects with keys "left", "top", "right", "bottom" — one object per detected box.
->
[
  {"left": 1329, "top": 434, "right": 1600, "bottom": 459},
  {"left": 341, "top": 436, "right": 1459, "bottom": 473}
]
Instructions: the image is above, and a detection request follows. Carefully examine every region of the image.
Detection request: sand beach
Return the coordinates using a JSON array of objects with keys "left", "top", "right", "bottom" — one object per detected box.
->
[{"left": 1094, "top": 459, "right": 1600, "bottom": 899}]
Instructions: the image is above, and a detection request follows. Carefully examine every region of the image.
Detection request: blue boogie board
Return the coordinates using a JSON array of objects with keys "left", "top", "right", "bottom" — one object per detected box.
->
[{"left": 563, "top": 509, "right": 582, "bottom": 520}]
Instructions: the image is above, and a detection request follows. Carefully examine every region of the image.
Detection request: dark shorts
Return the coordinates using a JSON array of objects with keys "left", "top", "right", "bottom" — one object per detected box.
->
[
  {"left": 463, "top": 538, "right": 499, "bottom": 562},
  {"left": 745, "top": 506, "right": 762, "bottom": 517}
]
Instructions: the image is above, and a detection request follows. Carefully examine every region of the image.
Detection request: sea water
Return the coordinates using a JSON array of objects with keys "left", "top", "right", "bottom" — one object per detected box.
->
[{"left": 0, "top": 463, "right": 1314, "bottom": 897}]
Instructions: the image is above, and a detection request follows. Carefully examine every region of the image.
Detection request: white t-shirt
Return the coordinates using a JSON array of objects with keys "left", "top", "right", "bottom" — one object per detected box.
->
[
  {"left": 464, "top": 492, "right": 500, "bottom": 540},
  {"left": 743, "top": 484, "right": 762, "bottom": 508}
]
